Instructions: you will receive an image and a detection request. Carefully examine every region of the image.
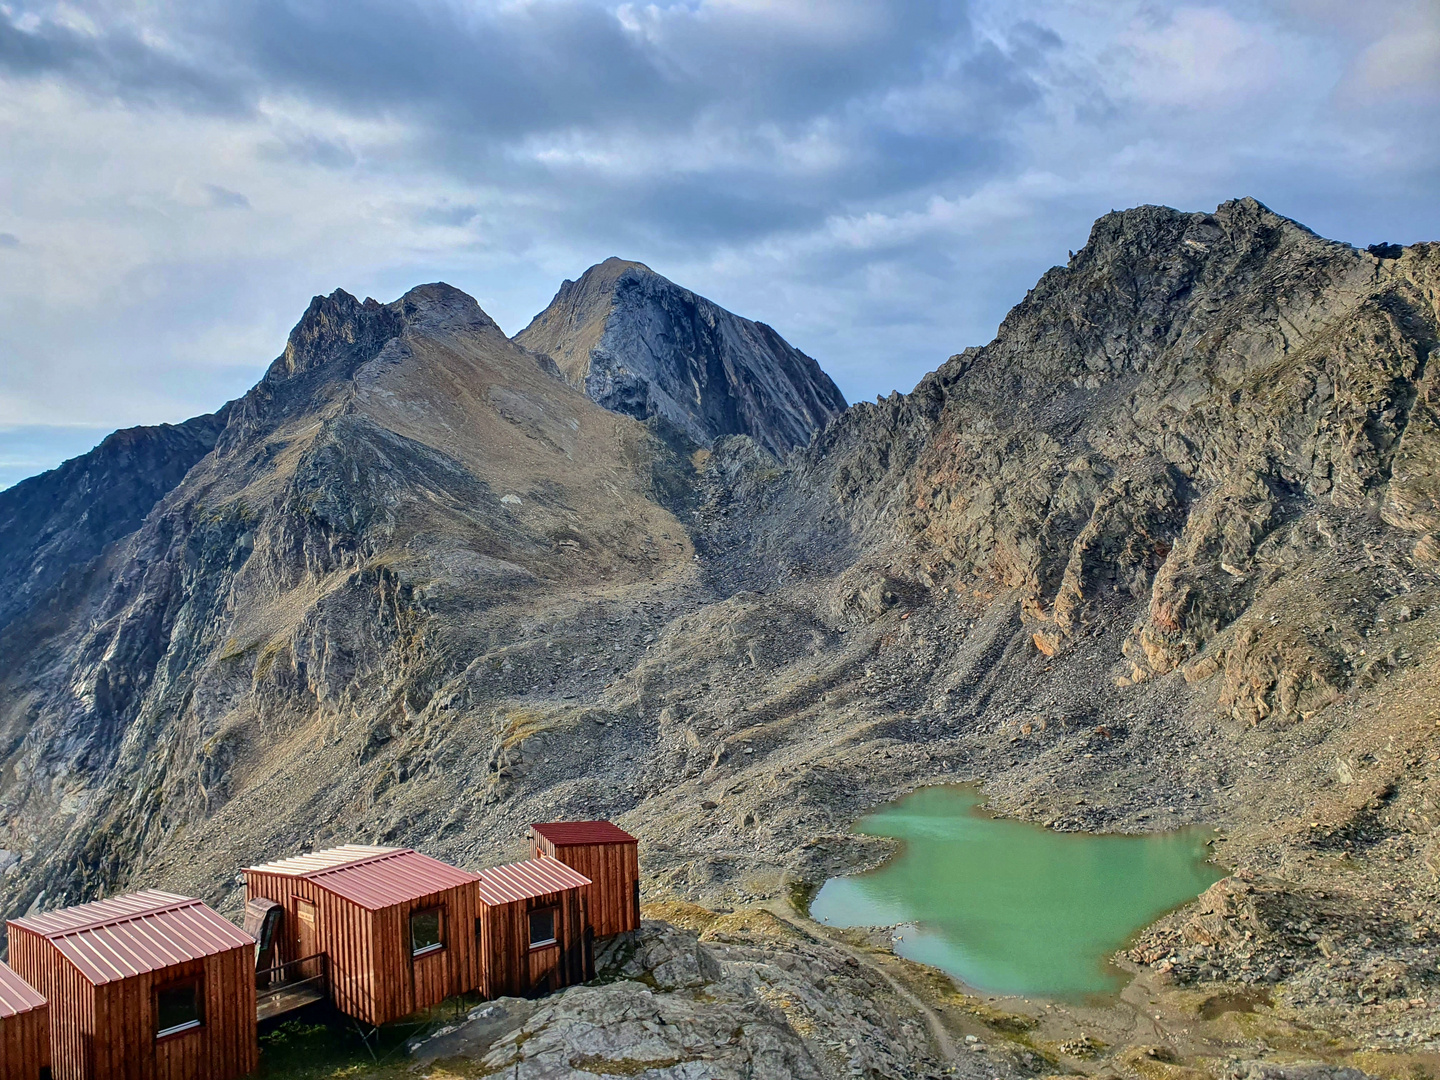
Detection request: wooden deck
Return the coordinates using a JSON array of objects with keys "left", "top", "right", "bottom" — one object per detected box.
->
[
  {"left": 256, "top": 954, "right": 328, "bottom": 1023},
  {"left": 257, "top": 982, "right": 326, "bottom": 1022}
]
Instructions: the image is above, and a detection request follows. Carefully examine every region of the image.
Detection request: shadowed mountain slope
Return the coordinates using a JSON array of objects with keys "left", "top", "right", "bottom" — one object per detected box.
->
[
  {"left": 515, "top": 257, "right": 846, "bottom": 457},
  {"left": 0, "top": 410, "right": 230, "bottom": 633}
]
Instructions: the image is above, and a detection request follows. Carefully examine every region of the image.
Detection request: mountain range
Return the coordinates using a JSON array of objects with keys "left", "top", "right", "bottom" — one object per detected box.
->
[{"left": 1, "top": 198, "right": 1438, "bottom": 1075}]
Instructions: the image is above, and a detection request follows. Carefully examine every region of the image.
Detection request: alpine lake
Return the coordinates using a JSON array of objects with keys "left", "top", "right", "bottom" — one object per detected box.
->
[{"left": 810, "top": 786, "right": 1226, "bottom": 999}]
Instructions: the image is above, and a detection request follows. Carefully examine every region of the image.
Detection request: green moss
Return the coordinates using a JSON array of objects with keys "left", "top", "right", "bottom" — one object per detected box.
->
[
  {"left": 218, "top": 638, "right": 258, "bottom": 662},
  {"left": 787, "top": 878, "right": 819, "bottom": 917},
  {"left": 254, "top": 638, "right": 288, "bottom": 682}
]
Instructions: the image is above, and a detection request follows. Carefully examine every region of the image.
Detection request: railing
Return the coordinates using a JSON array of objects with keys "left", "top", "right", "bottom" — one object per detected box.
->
[{"left": 256, "top": 954, "right": 330, "bottom": 1020}]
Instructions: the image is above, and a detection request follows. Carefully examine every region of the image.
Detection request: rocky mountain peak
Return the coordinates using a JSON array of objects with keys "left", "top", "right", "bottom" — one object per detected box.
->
[
  {"left": 923, "top": 198, "right": 1373, "bottom": 418},
  {"left": 0, "top": 409, "right": 230, "bottom": 634},
  {"left": 267, "top": 282, "right": 500, "bottom": 386},
  {"left": 515, "top": 258, "right": 846, "bottom": 458},
  {"left": 268, "top": 288, "right": 402, "bottom": 384},
  {"left": 392, "top": 281, "right": 501, "bottom": 335}
]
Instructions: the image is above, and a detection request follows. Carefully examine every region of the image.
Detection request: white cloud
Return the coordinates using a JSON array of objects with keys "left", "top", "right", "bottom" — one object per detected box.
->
[
  {"left": 1347, "top": 17, "right": 1440, "bottom": 100},
  {"left": 1117, "top": 8, "right": 1286, "bottom": 107}
]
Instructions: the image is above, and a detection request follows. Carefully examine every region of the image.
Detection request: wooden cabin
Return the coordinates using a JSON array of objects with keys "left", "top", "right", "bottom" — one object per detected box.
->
[
  {"left": 0, "top": 959, "right": 49, "bottom": 1080},
  {"left": 6, "top": 891, "right": 256, "bottom": 1080},
  {"left": 243, "top": 845, "right": 481, "bottom": 1027},
  {"left": 475, "top": 859, "right": 591, "bottom": 998},
  {"left": 530, "top": 820, "right": 640, "bottom": 938}
]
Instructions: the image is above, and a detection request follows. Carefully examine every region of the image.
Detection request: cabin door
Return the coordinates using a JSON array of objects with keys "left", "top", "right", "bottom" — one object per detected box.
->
[{"left": 296, "top": 898, "right": 320, "bottom": 978}]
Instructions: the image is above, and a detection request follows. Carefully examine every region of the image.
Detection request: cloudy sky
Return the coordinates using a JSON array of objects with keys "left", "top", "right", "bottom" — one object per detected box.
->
[{"left": 1, "top": 0, "right": 1438, "bottom": 487}]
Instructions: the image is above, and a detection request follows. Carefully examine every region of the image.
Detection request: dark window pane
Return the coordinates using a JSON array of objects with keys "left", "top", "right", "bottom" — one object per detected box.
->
[
  {"left": 529, "top": 908, "right": 556, "bottom": 947},
  {"left": 412, "top": 907, "right": 443, "bottom": 955},
  {"left": 156, "top": 983, "right": 201, "bottom": 1037}
]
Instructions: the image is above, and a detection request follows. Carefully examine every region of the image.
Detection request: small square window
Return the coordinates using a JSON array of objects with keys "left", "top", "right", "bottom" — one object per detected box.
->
[
  {"left": 156, "top": 982, "right": 202, "bottom": 1038},
  {"left": 412, "top": 907, "right": 444, "bottom": 956},
  {"left": 529, "top": 908, "right": 556, "bottom": 948}
]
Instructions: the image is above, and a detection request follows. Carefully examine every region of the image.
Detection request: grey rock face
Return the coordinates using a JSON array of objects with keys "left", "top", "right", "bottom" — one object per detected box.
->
[
  {"left": 515, "top": 257, "right": 847, "bottom": 458},
  {"left": 410, "top": 920, "right": 962, "bottom": 1080},
  {"left": 719, "top": 197, "right": 1440, "bottom": 720}
]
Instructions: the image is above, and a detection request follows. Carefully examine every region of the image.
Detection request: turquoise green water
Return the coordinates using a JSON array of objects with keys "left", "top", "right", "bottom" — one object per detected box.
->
[{"left": 810, "top": 786, "right": 1224, "bottom": 999}]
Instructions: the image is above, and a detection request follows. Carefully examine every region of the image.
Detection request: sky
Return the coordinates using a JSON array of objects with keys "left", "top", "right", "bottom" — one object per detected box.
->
[{"left": 1, "top": 0, "right": 1438, "bottom": 488}]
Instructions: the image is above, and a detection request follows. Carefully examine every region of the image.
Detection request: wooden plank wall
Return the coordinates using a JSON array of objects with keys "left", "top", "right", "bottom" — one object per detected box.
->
[
  {"left": 366, "top": 884, "right": 480, "bottom": 1025},
  {"left": 6, "top": 929, "right": 255, "bottom": 1080},
  {"left": 8, "top": 923, "right": 96, "bottom": 1080},
  {"left": 478, "top": 887, "right": 589, "bottom": 999},
  {"left": 532, "top": 838, "right": 640, "bottom": 937},
  {"left": 0, "top": 1000, "right": 49, "bottom": 1080},
  {"left": 247, "top": 872, "right": 375, "bottom": 1024},
  {"left": 246, "top": 873, "right": 481, "bottom": 1027},
  {"left": 91, "top": 948, "right": 257, "bottom": 1080}
]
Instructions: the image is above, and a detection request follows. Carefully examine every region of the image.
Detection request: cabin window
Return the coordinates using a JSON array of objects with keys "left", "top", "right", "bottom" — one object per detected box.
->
[
  {"left": 155, "top": 980, "right": 203, "bottom": 1038},
  {"left": 411, "top": 906, "right": 444, "bottom": 956},
  {"left": 529, "top": 907, "right": 557, "bottom": 948}
]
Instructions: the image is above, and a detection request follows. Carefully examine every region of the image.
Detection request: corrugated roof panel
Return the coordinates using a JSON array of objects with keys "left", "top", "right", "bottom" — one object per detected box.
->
[
  {"left": 248, "top": 844, "right": 485, "bottom": 910},
  {"left": 310, "top": 850, "right": 480, "bottom": 910},
  {"left": 6, "top": 891, "right": 253, "bottom": 986},
  {"left": 9, "top": 890, "right": 194, "bottom": 937},
  {"left": 477, "top": 859, "right": 591, "bottom": 906},
  {"left": 246, "top": 845, "right": 398, "bottom": 876},
  {"left": 0, "top": 959, "right": 45, "bottom": 1019},
  {"left": 531, "top": 820, "right": 637, "bottom": 846}
]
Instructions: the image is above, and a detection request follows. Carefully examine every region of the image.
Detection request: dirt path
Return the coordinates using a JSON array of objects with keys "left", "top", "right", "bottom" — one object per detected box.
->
[{"left": 764, "top": 901, "right": 960, "bottom": 1063}]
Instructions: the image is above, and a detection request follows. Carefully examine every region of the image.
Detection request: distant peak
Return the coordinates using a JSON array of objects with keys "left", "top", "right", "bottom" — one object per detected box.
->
[
  {"left": 392, "top": 282, "right": 499, "bottom": 334},
  {"left": 593, "top": 256, "right": 655, "bottom": 275},
  {"left": 515, "top": 255, "right": 846, "bottom": 457},
  {"left": 571, "top": 257, "right": 662, "bottom": 292}
]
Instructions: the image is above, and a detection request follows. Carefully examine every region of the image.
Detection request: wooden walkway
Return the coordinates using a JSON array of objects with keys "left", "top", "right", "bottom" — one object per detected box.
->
[
  {"left": 257, "top": 982, "right": 327, "bottom": 1022},
  {"left": 255, "top": 955, "right": 328, "bottom": 1022}
]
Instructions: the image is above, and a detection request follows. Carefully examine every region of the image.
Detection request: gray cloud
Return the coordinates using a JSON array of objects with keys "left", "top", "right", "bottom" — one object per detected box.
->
[
  {"left": 0, "top": 0, "right": 1437, "bottom": 485},
  {"left": 0, "top": 8, "right": 247, "bottom": 112},
  {"left": 0, "top": 233, "right": 17, "bottom": 247},
  {"left": 202, "top": 184, "right": 250, "bottom": 210}
]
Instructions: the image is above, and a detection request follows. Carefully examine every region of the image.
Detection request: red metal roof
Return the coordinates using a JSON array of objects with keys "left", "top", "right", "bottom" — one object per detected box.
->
[
  {"left": 531, "top": 820, "right": 637, "bottom": 846},
  {"left": 0, "top": 959, "right": 45, "bottom": 1019},
  {"left": 477, "top": 859, "right": 591, "bottom": 906},
  {"left": 248, "top": 847, "right": 479, "bottom": 911},
  {"left": 7, "top": 890, "right": 254, "bottom": 986},
  {"left": 246, "top": 844, "right": 397, "bottom": 876}
]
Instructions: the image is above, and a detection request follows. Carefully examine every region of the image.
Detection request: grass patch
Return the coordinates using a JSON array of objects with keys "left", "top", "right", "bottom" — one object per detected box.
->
[
  {"left": 254, "top": 637, "right": 289, "bottom": 682},
  {"left": 256, "top": 1021, "right": 408, "bottom": 1080},
  {"left": 1118, "top": 1045, "right": 1213, "bottom": 1080},
  {"left": 701, "top": 907, "right": 812, "bottom": 945},
  {"left": 498, "top": 707, "right": 555, "bottom": 749},
  {"left": 787, "top": 878, "right": 819, "bottom": 917},
  {"left": 218, "top": 637, "right": 260, "bottom": 662},
  {"left": 960, "top": 1000, "right": 1038, "bottom": 1034},
  {"left": 1350, "top": 1051, "right": 1440, "bottom": 1080},
  {"left": 640, "top": 900, "right": 719, "bottom": 933},
  {"left": 257, "top": 999, "right": 484, "bottom": 1080}
]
